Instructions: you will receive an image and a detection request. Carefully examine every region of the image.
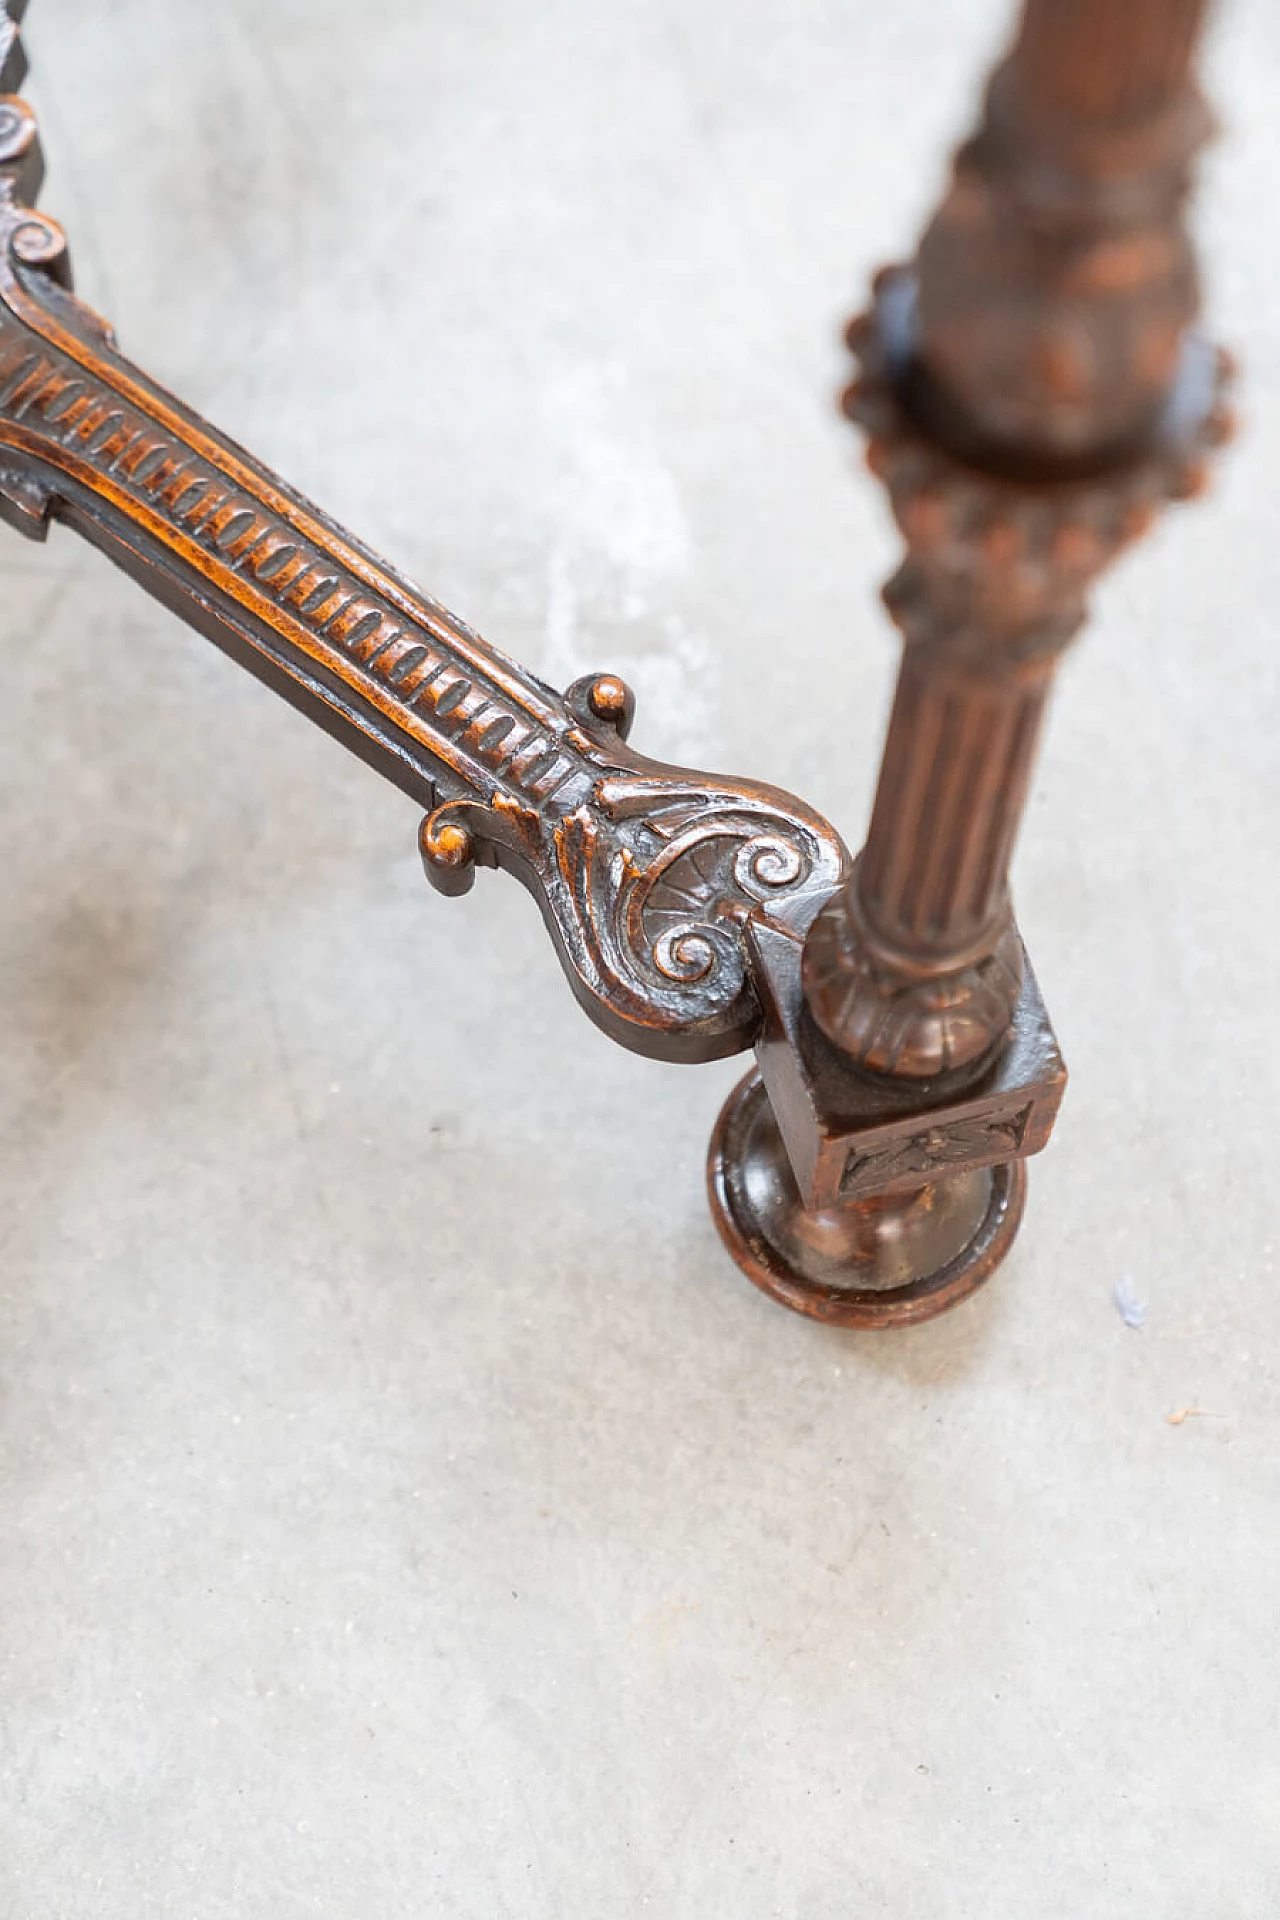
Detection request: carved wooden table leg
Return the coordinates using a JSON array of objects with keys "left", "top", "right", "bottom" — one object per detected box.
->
[
  {"left": 708, "top": 0, "right": 1233, "bottom": 1326},
  {"left": 0, "top": 2, "right": 1235, "bottom": 1333}
]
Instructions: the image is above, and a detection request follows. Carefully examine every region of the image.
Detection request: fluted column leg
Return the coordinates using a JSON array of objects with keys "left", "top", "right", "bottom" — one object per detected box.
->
[
  {"left": 707, "top": 0, "right": 1232, "bottom": 1328},
  {"left": 800, "top": 0, "right": 1221, "bottom": 1091},
  {"left": 805, "top": 646, "right": 1052, "bottom": 1080}
]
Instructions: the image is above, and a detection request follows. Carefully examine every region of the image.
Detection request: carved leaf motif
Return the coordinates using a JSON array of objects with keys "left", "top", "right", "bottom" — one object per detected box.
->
[
  {"left": 841, "top": 1102, "right": 1032, "bottom": 1194},
  {"left": 0, "top": 62, "right": 849, "bottom": 1064},
  {"left": 544, "top": 781, "right": 846, "bottom": 1059}
]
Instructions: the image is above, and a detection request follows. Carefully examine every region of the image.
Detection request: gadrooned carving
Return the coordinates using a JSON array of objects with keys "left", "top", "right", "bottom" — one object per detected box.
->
[{"left": 0, "top": 67, "right": 848, "bottom": 1063}]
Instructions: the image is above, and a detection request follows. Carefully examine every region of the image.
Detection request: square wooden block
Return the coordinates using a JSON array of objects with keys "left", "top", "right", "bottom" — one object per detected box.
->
[{"left": 749, "top": 919, "right": 1067, "bottom": 1211}]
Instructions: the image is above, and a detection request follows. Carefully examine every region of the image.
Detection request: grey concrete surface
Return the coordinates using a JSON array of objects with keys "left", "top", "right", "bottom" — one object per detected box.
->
[{"left": 2, "top": 2, "right": 1279, "bottom": 1914}]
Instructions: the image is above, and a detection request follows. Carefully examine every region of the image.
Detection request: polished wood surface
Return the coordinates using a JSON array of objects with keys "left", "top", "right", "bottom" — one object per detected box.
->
[
  {"left": 0, "top": 21, "right": 846, "bottom": 1070},
  {"left": 716, "top": 0, "right": 1230, "bottom": 1321},
  {"left": 0, "top": 0, "right": 1233, "bottom": 1324},
  {"left": 801, "top": 0, "right": 1228, "bottom": 1087}
]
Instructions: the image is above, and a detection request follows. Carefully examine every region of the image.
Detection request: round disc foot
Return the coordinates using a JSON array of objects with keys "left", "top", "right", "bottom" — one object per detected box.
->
[{"left": 707, "top": 1069, "right": 1026, "bottom": 1328}]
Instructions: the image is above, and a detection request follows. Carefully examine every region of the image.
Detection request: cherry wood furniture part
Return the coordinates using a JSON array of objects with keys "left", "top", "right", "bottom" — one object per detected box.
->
[{"left": 0, "top": 0, "right": 1229, "bottom": 1327}]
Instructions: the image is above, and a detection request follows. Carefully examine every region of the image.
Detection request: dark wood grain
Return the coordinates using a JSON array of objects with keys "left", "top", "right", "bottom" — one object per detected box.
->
[
  {"left": 0, "top": 0, "right": 1234, "bottom": 1325},
  {"left": 710, "top": 0, "right": 1231, "bottom": 1324},
  {"left": 0, "top": 47, "right": 846, "bottom": 1068},
  {"left": 800, "top": 0, "right": 1229, "bottom": 1087}
]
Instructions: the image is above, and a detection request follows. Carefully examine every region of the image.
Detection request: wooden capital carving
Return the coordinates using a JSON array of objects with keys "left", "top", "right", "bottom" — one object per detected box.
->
[{"left": 800, "top": 0, "right": 1232, "bottom": 1084}]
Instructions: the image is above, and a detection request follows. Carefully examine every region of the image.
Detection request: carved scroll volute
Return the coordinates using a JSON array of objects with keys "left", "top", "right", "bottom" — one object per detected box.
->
[{"left": 0, "top": 55, "right": 848, "bottom": 1064}]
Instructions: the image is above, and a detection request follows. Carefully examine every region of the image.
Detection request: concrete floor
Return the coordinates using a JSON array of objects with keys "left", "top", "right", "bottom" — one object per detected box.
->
[{"left": 3, "top": 1, "right": 1279, "bottom": 1914}]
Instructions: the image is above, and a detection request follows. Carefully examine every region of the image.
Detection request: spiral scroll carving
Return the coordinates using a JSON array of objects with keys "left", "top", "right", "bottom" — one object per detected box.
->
[
  {"left": 0, "top": 47, "right": 848, "bottom": 1067},
  {"left": 527, "top": 771, "right": 847, "bottom": 1062}
]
